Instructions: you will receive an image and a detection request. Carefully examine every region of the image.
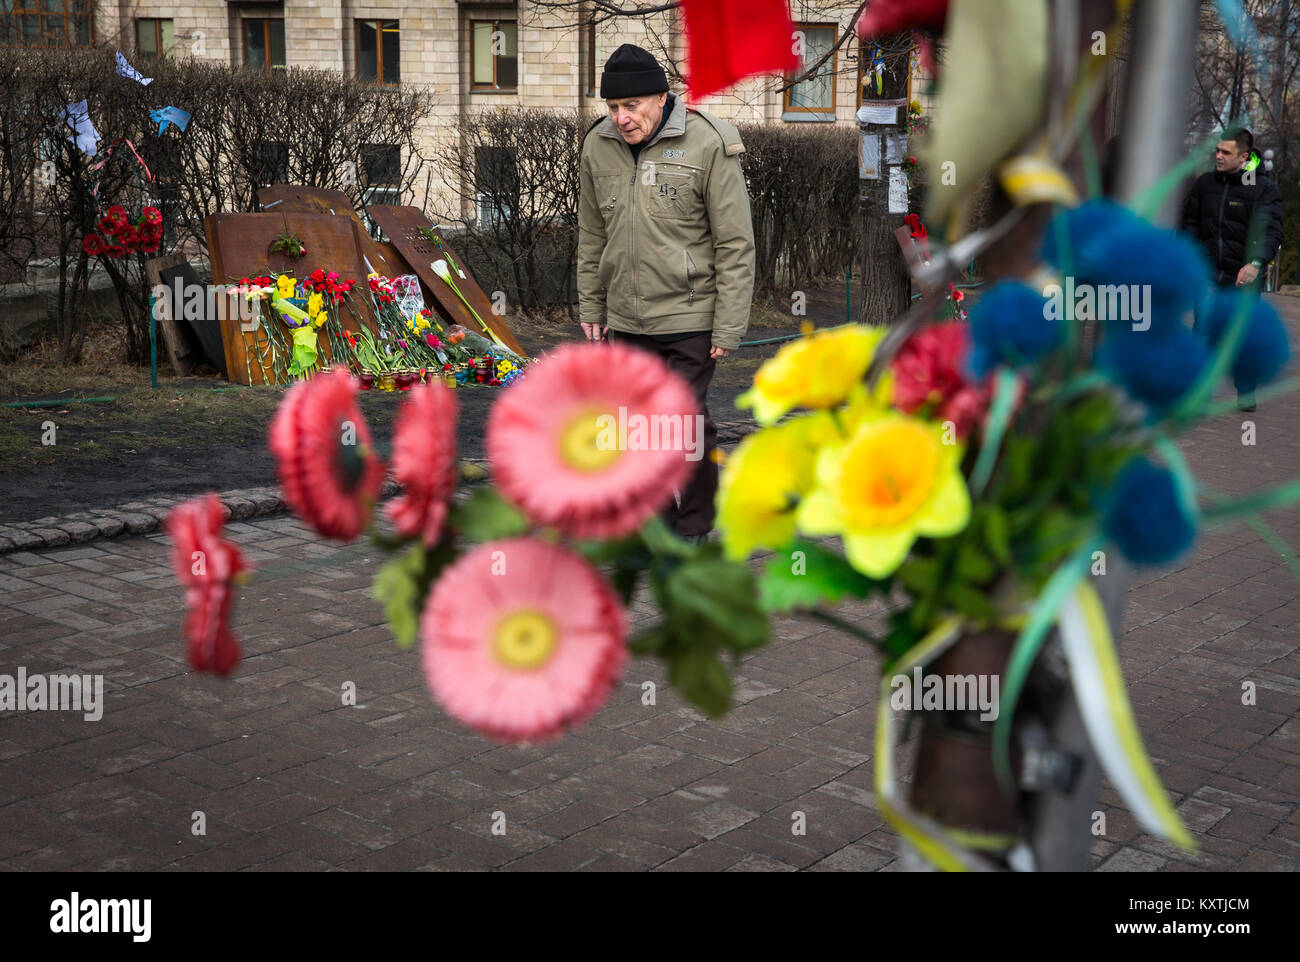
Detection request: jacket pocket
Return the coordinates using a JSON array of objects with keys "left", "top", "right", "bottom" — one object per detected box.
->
[
  {"left": 593, "top": 170, "right": 623, "bottom": 229},
  {"left": 647, "top": 161, "right": 703, "bottom": 221},
  {"left": 683, "top": 250, "right": 697, "bottom": 305}
]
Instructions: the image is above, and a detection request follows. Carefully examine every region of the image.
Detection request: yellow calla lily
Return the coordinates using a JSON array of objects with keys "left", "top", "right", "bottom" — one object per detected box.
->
[
  {"left": 737, "top": 324, "right": 886, "bottom": 426},
  {"left": 796, "top": 414, "right": 971, "bottom": 579}
]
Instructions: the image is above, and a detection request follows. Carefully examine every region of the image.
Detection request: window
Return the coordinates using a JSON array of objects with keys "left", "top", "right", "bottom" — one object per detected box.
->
[
  {"left": 361, "top": 144, "right": 401, "bottom": 188},
  {"left": 783, "top": 24, "right": 836, "bottom": 122},
  {"left": 357, "top": 20, "right": 399, "bottom": 85},
  {"left": 244, "top": 19, "right": 286, "bottom": 75},
  {"left": 584, "top": 20, "right": 598, "bottom": 97},
  {"left": 135, "top": 18, "right": 173, "bottom": 61},
  {"left": 254, "top": 142, "right": 289, "bottom": 187},
  {"left": 471, "top": 20, "right": 517, "bottom": 91},
  {"left": 359, "top": 145, "right": 402, "bottom": 238},
  {"left": 475, "top": 146, "right": 517, "bottom": 226},
  {"left": 4, "top": 1, "right": 94, "bottom": 47}
]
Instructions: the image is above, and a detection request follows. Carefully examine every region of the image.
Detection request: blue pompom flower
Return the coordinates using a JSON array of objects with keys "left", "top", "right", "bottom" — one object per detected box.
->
[
  {"left": 968, "top": 282, "right": 1064, "bottom": 377},
  {"left": 1192, "top": 290, "right": 1291, "bottom": 391},
  {"left": 1102, "top": 457, "right": 1197, "bottom": 565},
  {"left": 1041, "top": 200, "right": 1141, "bottom": 280},
  {"left": 1096, "top": 323, "right": 1209, "bottom": 412},
  {"left": 1083, "top": 221, "right": 1211, "bottom": 316}
]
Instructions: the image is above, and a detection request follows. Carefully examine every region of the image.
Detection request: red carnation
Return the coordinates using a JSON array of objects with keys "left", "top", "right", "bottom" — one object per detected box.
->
[
  {"left": 165, "top": 493, "right": 251, "bottom": 677},
  {"left": 142, "top": 241, "right": 161, "bottom": 255},
  {"left": 142, "top": 206, "right": 162, "bottom": 225},
  {"left": 104, "top": 244, "right": 127, "bottom": 259},
  {"left": 892, "top": 320, "right": 990, "bottom": 440},
  {"left": 82, "top": 234, "right": 107, "bottom": 256}
]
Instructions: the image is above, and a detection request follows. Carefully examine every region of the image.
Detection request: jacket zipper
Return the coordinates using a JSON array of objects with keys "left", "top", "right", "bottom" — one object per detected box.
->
[
  {"left": 630, "top": 161, "right": 640, "bottom": 324},
  {"left": 684, "top": 250, "right": 696, "bottom": 304}
]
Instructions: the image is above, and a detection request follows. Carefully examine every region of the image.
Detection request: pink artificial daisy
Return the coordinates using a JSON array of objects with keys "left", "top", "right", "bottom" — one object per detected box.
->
[
  {"left": 268, "top": 367, "right": 385, "bottom": 541},
  {"left": 487, "top": 342, "right": 697, "bottom": 538},
  {"left": 421, "top": 538, "right": 628, "bottom": 742},
  {"left": 386, "top": 379, "right": 458, "bottom": 545},
  {"left": 165, "top": 493, "right": 250, "bottom": 676},
  {"left": 892, "top": 321, "right": 990, "bottom": 440}
]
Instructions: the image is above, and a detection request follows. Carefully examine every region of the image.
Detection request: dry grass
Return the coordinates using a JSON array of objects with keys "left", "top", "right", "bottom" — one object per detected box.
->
[{"left": 0, "top": 315, "right": 163, "bottom": 399}]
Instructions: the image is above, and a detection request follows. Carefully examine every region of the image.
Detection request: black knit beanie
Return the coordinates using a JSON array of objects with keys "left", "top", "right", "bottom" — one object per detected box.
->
[{"left": 600, "top": 44, "right": 669, "bottom": 99}]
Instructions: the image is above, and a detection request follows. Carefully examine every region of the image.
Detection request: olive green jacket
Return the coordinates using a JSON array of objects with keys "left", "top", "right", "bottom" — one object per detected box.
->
[{"left": 577, "top": 97, "right": 755, "bottom": 352}]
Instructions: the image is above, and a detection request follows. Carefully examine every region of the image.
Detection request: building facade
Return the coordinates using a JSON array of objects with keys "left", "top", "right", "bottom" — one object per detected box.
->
[{"left": 7, "top": 1, "right": 926, "bottom": 216}]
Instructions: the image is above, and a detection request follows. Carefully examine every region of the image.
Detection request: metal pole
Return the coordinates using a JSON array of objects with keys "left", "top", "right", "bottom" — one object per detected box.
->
[{"left": 1115, "top": 0, "right": 1200, "bottom": 225}]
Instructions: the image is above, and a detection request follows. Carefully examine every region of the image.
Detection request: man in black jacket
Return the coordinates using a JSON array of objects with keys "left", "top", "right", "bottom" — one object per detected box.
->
[{"left": 1183, "top": 128, "right": 1284, "bottom": 410}]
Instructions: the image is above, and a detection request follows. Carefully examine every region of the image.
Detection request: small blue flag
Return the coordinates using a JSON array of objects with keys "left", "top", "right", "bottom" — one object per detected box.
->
[{"left": 150, "top": 106, "right": 191, "bottom": 136}]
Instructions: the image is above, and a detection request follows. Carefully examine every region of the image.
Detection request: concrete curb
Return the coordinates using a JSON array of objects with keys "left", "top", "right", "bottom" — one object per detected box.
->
[{"left": 0, "top": 418, "right": 757, "bottom": 554}]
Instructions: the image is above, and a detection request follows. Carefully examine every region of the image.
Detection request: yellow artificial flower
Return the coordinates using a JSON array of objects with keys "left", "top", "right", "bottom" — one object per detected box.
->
[
  {"left": 737, "top": 324, "right": 886, "bottom": 425},
  {"left": 307, "top": 293, "right": 323, "bottom": 318},
  {"left": 796, "top": 413, "right": 971, "bottom": 579},
  {"left": 716, "top": 416, "right": 821, "bottom": 560},
  {"left": 276, "top": 274, "right": 295, "bottom": 299}
]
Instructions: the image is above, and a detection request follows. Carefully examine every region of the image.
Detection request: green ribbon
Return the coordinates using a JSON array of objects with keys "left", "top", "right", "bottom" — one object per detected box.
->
[{"left": 970, "top": 367, "right": 1020, "bottom": 498}]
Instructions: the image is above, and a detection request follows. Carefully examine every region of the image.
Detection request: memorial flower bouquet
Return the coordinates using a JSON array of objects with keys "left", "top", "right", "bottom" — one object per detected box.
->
[
  {"left": 168, "top": 343, "right": 773, "bottom": 744},
  {"left": 711, "top": 199, "right": 1297, "bottom": 868},
  {"left": 82, "top": 204, "right": 163, "bottom": 259}
]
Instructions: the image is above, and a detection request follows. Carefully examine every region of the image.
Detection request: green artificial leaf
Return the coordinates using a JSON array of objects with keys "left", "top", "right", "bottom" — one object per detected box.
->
[
  {"left": 1071, "top": 392, "right": 1115, "bottom": 435},
  {"left": 449, "top": 486, "right": 529, "bottom": 542},
  {"left": 944, "top": 580, "right": 998, "bottom": 622},
  {"left": 669, "top": 648, "right": 732, "bottom": 717},
  {"left": 955, "top": 541, "right": 996, "bottom": 585},
  {"left": 666, "top": 558, "right": 769, "bottom": 651},
  {"left": 573, "top": 535, "right": 649, "bottom": 567},
  {"left": 628, "top": 623, "right": 672, "bottom": 655},
  {"left": 610, "top": 565, "right": 640, "bottom": 606},
  {"left": 985, "top": 507, "right": 1012, "bottom": 566},
  {"left": 372, "top": 543, "right": 428, "bottom": 649},
  {"left": 758, "top": 539, "right": 886, "bottom": 612},
  {"left": 897, "top": 556, "right": 940, "bottom": 596},
  {"left": 639, "top": 516, "right": 695, "bottom": 558}
]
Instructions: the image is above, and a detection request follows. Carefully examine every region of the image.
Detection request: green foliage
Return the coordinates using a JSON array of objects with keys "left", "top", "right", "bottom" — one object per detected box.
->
[
  {"left": 372, "top": 537, "right": 456, "bottom": 649},
  {"left": 629, "top": 530, "right": 771, "bottom": 718},
  {"left": 758, "top": 539, "right": 887, "bottom": 612},
  {"left": 448, "top": 486, "right": 529, "bottom": 542}
]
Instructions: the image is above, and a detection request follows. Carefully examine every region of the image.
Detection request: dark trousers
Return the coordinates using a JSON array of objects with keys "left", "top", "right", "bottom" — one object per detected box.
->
[{"left": 606, "top": 330, "right": 718, "bottom": 537}]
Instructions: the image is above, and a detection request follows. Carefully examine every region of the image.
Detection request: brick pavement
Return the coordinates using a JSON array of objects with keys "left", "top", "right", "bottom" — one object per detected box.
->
[{"left": 0, "top": 307, "right": 1298, "bottom": 872}]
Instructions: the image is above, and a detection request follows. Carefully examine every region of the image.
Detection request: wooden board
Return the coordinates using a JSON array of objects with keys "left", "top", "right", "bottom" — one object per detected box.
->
[
  {"left": 257, "top": 185, "right": 414, "bottom": 280},
  {"left": 365, "top": 204, "right": 525, "bottom": 356},
  {"left": 144, "top": 253, "right": 200, "bottom": 377},
  {"left": 203, "top": 212, "right": 375, "bottom": 386}
]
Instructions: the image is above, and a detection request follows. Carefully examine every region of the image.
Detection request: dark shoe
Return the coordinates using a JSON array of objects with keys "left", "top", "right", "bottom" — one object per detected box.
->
[{"left": 1237, "top": 390, "right": 1256, "bottom": 412}]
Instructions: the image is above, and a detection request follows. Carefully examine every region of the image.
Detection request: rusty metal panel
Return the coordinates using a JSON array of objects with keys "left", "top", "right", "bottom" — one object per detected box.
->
[{"left": 365, "top": 204, "right": 524, "bottom": 356}]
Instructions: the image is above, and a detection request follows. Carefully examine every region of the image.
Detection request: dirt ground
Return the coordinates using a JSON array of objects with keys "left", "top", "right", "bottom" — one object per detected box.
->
[{"left": 0, "top": 285, "right": 852, "bottom": 524}]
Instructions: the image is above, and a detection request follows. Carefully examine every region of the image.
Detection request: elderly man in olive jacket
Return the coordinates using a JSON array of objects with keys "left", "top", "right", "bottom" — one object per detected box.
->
[{"left": 577, "top": 43, "right": 756, "bottom": 541}]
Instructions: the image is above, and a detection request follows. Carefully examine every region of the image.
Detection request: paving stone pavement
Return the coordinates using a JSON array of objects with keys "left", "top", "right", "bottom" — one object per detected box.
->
[{"left": 1, "top": 313, "right": 1298, "bottom": 872}]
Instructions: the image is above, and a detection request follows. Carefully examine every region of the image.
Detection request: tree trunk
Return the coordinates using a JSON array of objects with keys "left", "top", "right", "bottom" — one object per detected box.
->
[{"left": 857, "top": 33, "right": 913, "bottom": 326}]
